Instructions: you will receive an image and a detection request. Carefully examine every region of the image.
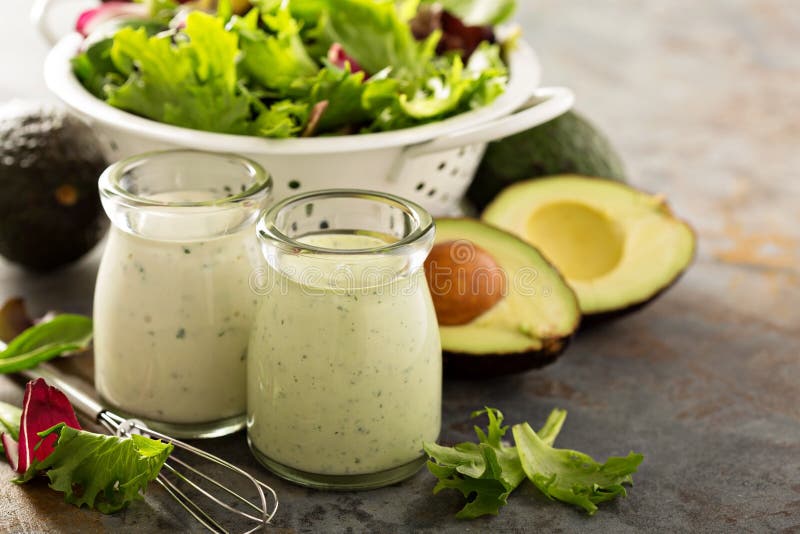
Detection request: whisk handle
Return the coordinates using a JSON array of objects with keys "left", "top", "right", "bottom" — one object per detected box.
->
[{"left": 21, "top": 364, "right": 105, "bottom": 422}]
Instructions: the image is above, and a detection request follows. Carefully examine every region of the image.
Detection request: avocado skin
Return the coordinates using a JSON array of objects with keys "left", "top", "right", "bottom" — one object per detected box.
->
[
  {"left": 0, "top": 105, "right": 108, "bottom": 271},
  {"left": 444, "top": 336, "right": 571, "bottom": 378},
  {"left": 467, "top": 110, "right": 626, "bottom": 210}
]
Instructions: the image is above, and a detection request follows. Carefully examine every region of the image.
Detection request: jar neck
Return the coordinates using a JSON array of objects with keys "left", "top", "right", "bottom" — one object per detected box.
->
[
  {"left": 99, "top": 150, "right": 271, "bottom": 240},
  {"left": 257, "top": 190, "right": 435, "bottom": 287}
]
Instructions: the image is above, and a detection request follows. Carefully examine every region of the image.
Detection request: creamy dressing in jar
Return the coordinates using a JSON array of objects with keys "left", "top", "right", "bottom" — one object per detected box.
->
[
  {"left": 247, "top": 190, "right": 441, "bottom": 489},
  {"left": 94, "top": 224, "right": 260, "bottom": 424},
  {"left": 93, "top": 151, "right": 271, "bottom": 438}
]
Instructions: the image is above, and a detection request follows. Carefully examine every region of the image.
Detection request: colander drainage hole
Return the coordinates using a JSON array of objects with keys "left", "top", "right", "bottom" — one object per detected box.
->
[
  {"left": 437, "top": 161, "right": 446, "bottom": 171},
  {"left": 427, "top": 189, "right": 437, "bottom": 197},
  {"left": 415, "top": 182, "right": 425, "bottom": 191},
  {"left": 288, "top": 180, "right": 301, "bottom": 189}
]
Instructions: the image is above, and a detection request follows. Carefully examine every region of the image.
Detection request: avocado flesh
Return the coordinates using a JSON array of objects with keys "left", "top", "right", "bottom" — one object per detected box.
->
[
  {"left": 434, "top": 218, "right": 580, "bottom": 375},
  {"left": 482, "top": 175, "right": 695, "bottom": 316}
]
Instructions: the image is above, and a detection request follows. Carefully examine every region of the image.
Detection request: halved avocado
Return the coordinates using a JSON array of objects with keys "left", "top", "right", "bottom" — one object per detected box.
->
[
  {"left": 482, "top": 175, "right": 696, "bottom": 318},
  {"left": 426, "top": 218, "right": 581, "bottom": 377}
]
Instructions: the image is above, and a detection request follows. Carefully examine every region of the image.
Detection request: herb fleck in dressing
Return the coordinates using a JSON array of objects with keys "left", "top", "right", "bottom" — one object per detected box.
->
[
  {"left": 94, "top": 226, "right": 261, "bottom": 424},
  {"left": 247, "top": 234, "right": 442, "bottom": 476}
]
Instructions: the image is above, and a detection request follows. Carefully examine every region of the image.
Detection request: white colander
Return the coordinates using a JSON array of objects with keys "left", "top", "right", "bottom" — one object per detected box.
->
[{"left": 40, "top": 13, "right": 573, "bottom": 216}]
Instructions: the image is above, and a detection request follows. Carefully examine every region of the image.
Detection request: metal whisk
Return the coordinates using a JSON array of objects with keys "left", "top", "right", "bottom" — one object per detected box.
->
[{"left": 21, "top": 363, "right": 279, "bottom": 533}]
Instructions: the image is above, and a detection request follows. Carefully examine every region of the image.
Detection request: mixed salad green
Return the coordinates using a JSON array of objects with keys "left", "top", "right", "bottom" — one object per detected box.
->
[
  {"left": 72, "top": 0, "right": 516, "bottom": 138},
  {"left": 425, "top": 408, "right": 643, "bottom": 518}
]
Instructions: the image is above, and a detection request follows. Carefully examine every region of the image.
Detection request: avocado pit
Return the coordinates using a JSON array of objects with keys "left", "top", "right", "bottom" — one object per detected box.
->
[{"left": 424, "top": 240, "right": 506, "bottom": 326}]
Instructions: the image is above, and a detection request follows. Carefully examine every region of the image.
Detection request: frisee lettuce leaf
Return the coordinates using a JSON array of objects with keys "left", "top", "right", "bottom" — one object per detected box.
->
[
  {"left": 512, "top": 422, "right": 643, "bottom": 515},
  {"left": 0, "top": 315, "right": 92, "bottom": 374},
  {"left": 425, "top": 407, "right": 642, "bottom": 519},
  {"left": 233, "top": 7, "right": 319, "bottom": 93},
  {"left": 423, "top": 407, "right": 565, "bottom": 518},
  {"left": 107, "top": 12, "right": 252, "bottom": 134},
  {"left": 289, "top": 63, "right": 369, "bottom": 134},
  {"left": 324, "top": 0, "right": 439, "bottom": 76},
  {"left": 16, "top": 423, "right": 173, "bottom": 513}
]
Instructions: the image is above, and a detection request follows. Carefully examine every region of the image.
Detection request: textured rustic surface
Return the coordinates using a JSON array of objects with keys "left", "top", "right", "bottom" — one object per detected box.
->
[{"left": 1, "top": 0, "right": 799, "bottom": 532}]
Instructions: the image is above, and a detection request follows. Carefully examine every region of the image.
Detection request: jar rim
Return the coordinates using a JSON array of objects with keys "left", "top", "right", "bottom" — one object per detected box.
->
[
  {"left": 99, "top": 149, "right": 271, "bottom": 208},
  {"left": 258, "top": 189, "right": 434, "bottom": 255}
]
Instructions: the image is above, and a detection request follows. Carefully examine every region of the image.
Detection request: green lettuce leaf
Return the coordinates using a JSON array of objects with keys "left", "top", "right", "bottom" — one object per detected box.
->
[
  {"left": 512, "top": 421, "right": 643, "bottom": 515},
  {"left": 71, "top": 0, "right": 510, "bottom": 137},
  {"left": 250, "top": 0, "right": 328, "bottom": 24},
  {"left": 463, "top": 41, "right": 508, "bottom": 107},
  {"left": 17, "top": 423, "right": 173, "bottom": 513},
  {"left": 0, "top": 315, "right": 92, "bottom": 374},
  {"left": 233, "top": 7, "right": 319, "bottom": 93},
  {"left": 289, "top": 64, "right": 370, "bottom": 134},
  {"left": 424, "top": 408, "right": 564, "bottom": 519},
  {"left": 364, "top": 43, "right": 506, "bottom": 131},
  {"left": 72, "top": 39, "right": 119, "bottom": 99},
  {"left": 0, "top": 401, "right": 22, "bottom": 454},
  {"left": 71, "top": 21, "right": 164, "bottom": 99},
  {"left": 250, "top": 99, "right": 309, "bottom": 138},
  {"left": 325, "top": 0, "right": 439, "bottom": 76},
  {"left": 429, "top": 0, "right": 516, "bottom": 26},
  {"left": 398, "top": 55, "right": 470, "bottom": 119},
  {"left": 107, "top": 12, "right": 251, "bottom": 134}
]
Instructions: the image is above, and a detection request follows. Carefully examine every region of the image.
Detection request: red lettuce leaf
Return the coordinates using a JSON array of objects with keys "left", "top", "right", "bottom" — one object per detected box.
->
[{"left": 15, "top": 379, "right": 82, "bottom": 473}]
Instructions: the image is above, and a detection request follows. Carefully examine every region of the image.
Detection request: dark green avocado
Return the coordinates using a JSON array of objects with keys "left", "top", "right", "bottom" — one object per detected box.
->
[
  {"left": 467, "top": 110, "right": 627, "bottom": 210},
  {"left": 0, "top": 103, "right": 108, "bottom": 271}
]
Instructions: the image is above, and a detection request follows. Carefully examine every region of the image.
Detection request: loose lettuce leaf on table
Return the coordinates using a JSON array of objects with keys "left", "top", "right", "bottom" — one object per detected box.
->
[
  {"left": 512, "top": 422, "right": 643, "bottom": 515},
  {"left": 0, "top": 315, "right": 92, "bottom": 374},
  {"left": 107, "top": 12, "right": 251, "bottom": 134},
  {"left": 424, "top": 408, "right": 565, "bottom": 518},
  {"left": 17, "top": 423, "right": 173, "bottom": 513}
]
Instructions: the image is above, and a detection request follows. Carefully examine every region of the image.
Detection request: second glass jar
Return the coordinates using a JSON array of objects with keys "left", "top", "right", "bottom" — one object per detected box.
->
[{"left": 247, "top": 189, "right": 442, "bottom": 489}]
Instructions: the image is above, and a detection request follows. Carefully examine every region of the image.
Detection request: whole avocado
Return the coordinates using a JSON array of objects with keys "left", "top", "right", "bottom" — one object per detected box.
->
[
  {"left": 0, "top": 103, "right": 108, "bottom": 271},
  {"left": 467, "top": 110, "right": 627, "bottom": 210}
]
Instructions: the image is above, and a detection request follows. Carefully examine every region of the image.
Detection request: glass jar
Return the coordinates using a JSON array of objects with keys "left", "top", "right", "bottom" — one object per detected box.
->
[
  {"left": 247, "top": 189, "right": 441, "bottom": 490},
  {"left": 94, "top": 150, "right": 271, "bottom": 438}
]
